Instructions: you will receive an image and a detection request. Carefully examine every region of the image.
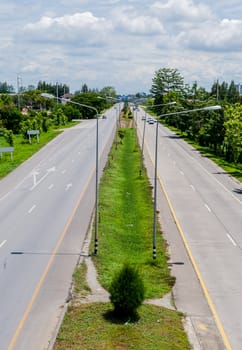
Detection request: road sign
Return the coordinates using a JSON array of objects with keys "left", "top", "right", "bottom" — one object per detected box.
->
[
  {"left": 27, "top": 130, "right": 40, "bottom": 143},
  {"left": 0, "top": 147, "right": 14, "bottom": 160}
]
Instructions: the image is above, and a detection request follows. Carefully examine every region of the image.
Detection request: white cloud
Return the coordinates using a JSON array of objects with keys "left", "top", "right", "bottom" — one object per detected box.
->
[
  {"left": 25, "top": 12, "right": 108, "bottom": 30},
  {"left": 23, "top": 12, "right": 113, "bottom": 47},
  {"left": 114, "top": 14, "right": 165, "bottom": 35},
  {"left": 1, "top": 0, "right": 242, "bottom": 93},
  {"left": 150, "top": 0, "right": 213, "bottom": 23},
  {"left": 178, "top": 18, "right": 242, "bottom": 51}
]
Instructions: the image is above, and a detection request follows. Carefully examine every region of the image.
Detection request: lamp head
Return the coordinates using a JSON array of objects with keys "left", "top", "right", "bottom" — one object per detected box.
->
[
  {"left": 41, "top": 93, "right": 56, "bottom": 99},
  {"left": 202, "top": 105, "right": 221, "bottom": 111}
]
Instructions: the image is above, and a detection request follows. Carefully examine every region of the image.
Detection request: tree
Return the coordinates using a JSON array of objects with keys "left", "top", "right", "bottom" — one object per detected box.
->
[
  {"left": 0, "top": 101, "right": 22, "bottom": 133},
  {"left": 0, "top": 81, "right": 14, "bottom": 93},
  {"left": 20, "top": 90, "right": 46, "bottom": 110},
  {"left": 197, "top": 110, "right": 225, "bottom": 154},
  {"left": 109, "top": 263, "right": 145, "bottom": 319},
  {"left": 37, "top": 81, "right": 69, "bottom": 97},
  {"left": 71, "top": 93, "right": 104, "bottom": 119},
  {"left": 211, "top": 80, "right": 240, "bottom": 103},
  {"left": 228, "top": 80, "right": 240, "bottom": 103},
  {"left": 3, "top": 128, "right": 14, "bottom": 146},
  {"left": 81, "top": 83, "right": 89, "bottom": 93},
  {"left": 150, "top": 68, "right": 184, "bottom": 114},
  {"left": 220, "top": 81, "right": 229, "bottom": 101},
  {"left": 61, "top": 104, "right": 81, "bottom": 122},
  {"left": 224, "top": 104, "right": 242, "bottom": 162},
  {"left": 99, "top": 86, "right": 116, "bottom": 98},
  {"left": 150, "top": 68, "right": 184, "bottom": 96},
  {"left": 52, "top": 107, "right": 67, "bottom": 126}
]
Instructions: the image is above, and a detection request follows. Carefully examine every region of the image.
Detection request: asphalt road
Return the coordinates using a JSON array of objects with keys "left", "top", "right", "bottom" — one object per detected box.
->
[
  {"left": 0, "top": 105, "right": 119, "bottom": 350},
  {"left": 136, "top": 108, "right": 242, "bottom": 350}
]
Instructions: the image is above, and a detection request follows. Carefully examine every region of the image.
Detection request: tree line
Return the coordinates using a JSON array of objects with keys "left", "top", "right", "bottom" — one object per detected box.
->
[
  {"left": 149, "top": 68, "right": 242, "bottom": 163},
  {"left": 0, "top": 72, "right": 241, "bottom": 164},
  {"left": 0, "top": 83, "right": 116, "bottom": 147}
]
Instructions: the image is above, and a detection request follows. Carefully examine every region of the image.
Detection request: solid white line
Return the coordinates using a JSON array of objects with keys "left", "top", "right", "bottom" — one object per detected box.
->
[
  {"left": 28, "top": 205, "right": 36, "bottom": 214},
  {"left": 204, "top": 203, "right": 211, "bottom": 212},
  {"left": 0, "top": 240, "right": 7, "bottom": 248},
  {"left": 227, "top": 234, "right": 237, "bottom": 247}
]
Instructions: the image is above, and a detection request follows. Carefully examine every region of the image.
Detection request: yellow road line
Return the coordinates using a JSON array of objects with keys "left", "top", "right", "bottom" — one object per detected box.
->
[
  {"left": 158, "top": 174, "right": 232, "bottom": 350},
  {"left": 8, "top": 169, "right": 94, "bottom": 350},
  {"left": 8, "top": 118, "right": 115, "bottom": 349},
  {"left": 141, "top": 130, "right": 232, "bottom": 350}
]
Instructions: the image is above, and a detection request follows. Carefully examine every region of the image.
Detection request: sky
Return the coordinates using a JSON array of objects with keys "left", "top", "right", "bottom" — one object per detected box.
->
[{"left": 1, "top": 0, "right": 242, "bottom": 94}]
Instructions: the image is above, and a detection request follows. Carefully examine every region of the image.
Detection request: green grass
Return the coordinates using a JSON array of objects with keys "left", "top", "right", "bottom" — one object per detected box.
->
[
  {"left": 92, "top": 128, "right": 174, "bottom": 299},
  {"left": 54, "top": 303, "right": 190, "bottom": 350},
  {"left": 0, "top": 129, "right": 64, "bottom": 179},
  {"left": 191, "top": 145, "right": 242, "bottom": 182},
  {"left": 162, "top": 123, "right": 242, "bottom": 183},
  {"left": 72, "top": 260, "right": 91, "bottom": 297},
  {"left": 53, "top": 126, "right": 190, "bottom": 350}
]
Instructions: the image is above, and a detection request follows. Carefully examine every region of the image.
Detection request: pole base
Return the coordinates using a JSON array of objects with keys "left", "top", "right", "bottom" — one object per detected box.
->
[
  {"left": 93, "top": 239, "right": 98, "bottom": 255},
  {"left": 152, "top": 247, "right": 156, "bottom": 259}
]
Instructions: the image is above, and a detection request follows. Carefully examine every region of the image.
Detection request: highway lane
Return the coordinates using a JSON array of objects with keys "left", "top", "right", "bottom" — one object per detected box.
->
[
  {"left": 0, "top": 105, "right": 119, "bottom": 350},
  {"left": 136, "top": 109, "right": 242, "bottom": 350}
]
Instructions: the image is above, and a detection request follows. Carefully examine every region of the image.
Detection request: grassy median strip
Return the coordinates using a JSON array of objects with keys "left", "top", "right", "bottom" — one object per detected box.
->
[
  {"left": 54, "top": 126, "right": 191, "bottom": 349},
  {"left": 93, "top": 128, "right": 174, "bottom": 298}
]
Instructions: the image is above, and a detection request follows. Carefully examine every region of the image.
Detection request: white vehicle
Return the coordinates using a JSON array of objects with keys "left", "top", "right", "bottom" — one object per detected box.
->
[{"left": 147, "top": 117, "right": 155, "bottom": 124}]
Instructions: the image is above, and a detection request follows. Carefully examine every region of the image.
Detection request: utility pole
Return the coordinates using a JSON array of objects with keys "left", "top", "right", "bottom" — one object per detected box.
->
[
  {"left": 17, "top": 75, "right": 22, "bottom": 110},
  {"left": 56, "top": 82, "right": 59, "bottom": 105}
]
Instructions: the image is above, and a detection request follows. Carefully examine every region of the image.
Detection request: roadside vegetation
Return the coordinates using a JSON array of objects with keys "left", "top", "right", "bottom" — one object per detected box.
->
[
  {"left": 0, "top": 129, "right": 62, "bottom": 179},
  {"left": 53, "top": 107, "right": 191, "bottom": 349},
  {"left": 0, "top": 84, "right": 114, "bottom": 179},
  {"left": 0, "top": 70, "right": 241, "bottom": 181},
  {"left": 147, "top": 68, "right": 241, "bottom": 182}
]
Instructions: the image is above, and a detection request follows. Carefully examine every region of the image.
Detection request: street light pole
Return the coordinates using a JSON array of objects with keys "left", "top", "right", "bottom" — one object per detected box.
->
[
  {"left": 98, "top": 95, "right": 120, "bottom": 149},
  {"left": 56, "top": 82, "right": 59, "bottom": 105},
  {"left": 17, "top": 75, "right": 22, "bottom": 110},
  {"left": 41, "top": 93, "right": 99, "bottom": 255},
  {"left": 94, "top": 109, "right": 99, "bottom": 255},
  {"left": 152, "top": 105, "right": 221, "bottom": 259},
  {"left": 63, "top": 98, "right": 99, "bottom": 255},
  {"left": 139, "top": 110, "right": 147, "bottom": 176}
]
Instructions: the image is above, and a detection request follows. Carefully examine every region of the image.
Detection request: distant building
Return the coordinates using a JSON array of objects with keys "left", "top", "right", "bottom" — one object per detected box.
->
[
  {"left": 235, "top": 83, "right": 242, "bottom": 95},
  {"left": 61, "top": 93, "right": 74, "bottom": 101},
  {"left": 21, "top": 107, "right": 29, "bottom": 115}
]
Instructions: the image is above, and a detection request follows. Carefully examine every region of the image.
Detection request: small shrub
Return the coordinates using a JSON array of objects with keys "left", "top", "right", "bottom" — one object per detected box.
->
[
  {"left": 4, "top": 129, "right": 14, "bottom": 146},
  {"left": 109, "top": 263, "right": 145, "bottom": 319}
]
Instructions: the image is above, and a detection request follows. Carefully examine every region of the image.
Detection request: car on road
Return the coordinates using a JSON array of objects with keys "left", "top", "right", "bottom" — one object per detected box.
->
[{"left": 147, "top": 118, "right": 155, "bottom": 124}]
